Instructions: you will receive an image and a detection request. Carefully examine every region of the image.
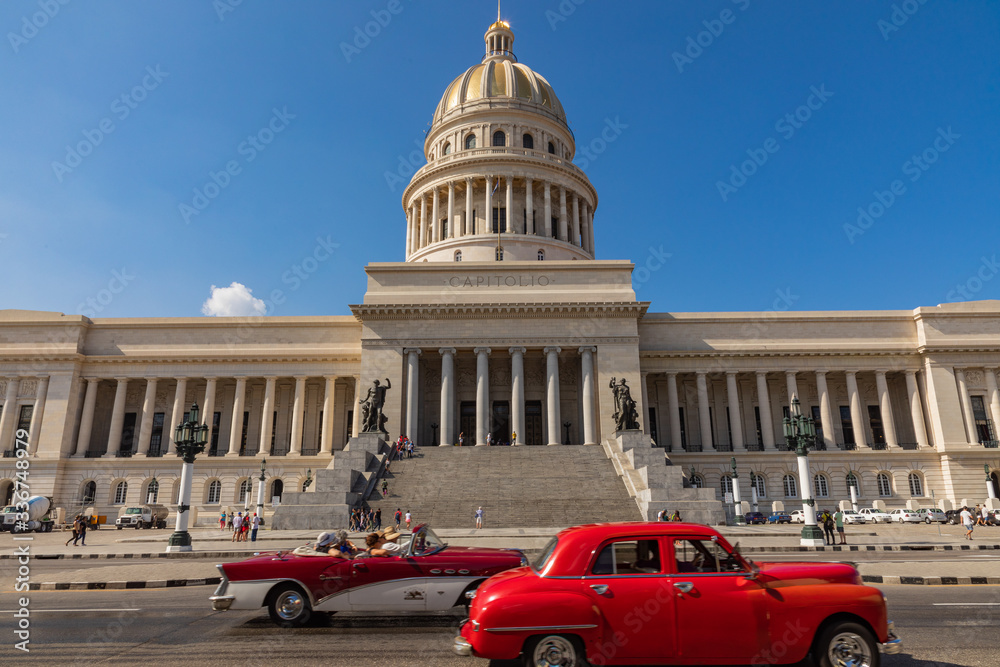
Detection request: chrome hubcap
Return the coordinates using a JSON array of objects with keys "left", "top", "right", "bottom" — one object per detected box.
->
[
  {"left": 276, "top": 591, "right": 304, "bottom": 620},
  {"left": 533, "top": 636, "right": 576, "bottom": 667},
  {"left": 828, "top": 631, "right": 872, "bottom": 667}
]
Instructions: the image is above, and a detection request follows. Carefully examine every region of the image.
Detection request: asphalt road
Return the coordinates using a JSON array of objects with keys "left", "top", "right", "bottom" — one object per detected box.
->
[{"left": 0, "top": 585, "right": 997, "bottom": 666}]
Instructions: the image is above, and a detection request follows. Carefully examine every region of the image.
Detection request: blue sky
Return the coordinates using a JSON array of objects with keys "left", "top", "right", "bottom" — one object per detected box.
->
[{"left": 1, "top": 0, "right": 997, "bottom": 318}]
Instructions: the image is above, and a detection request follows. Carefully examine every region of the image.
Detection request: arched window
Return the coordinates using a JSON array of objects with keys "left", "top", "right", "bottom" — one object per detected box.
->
[
  {"left": 238, "top": 479, "right": 252, "bottom": 503},
  {"left": 537, "top": 249, "right": 544, "bottom": 261},
  {"left": 492, "top": 130, "right": 506, "bottom": 147},
  {"left": 113, "top": 481, "right": 128, "bottom": 505},
  {"left": 443, "top": 142, "right": 451, "bottom": 155},
  {"left": 813, "top": 474, "right": 829, "bottom": 498},
  {"left": 908, "top": 472, "right": 923, "bottom": 497},
  {"left": 547, "top": 141, "right": 556, "bottom": 154},
  {"left": 271, "top": 479, "right": 284, "bottom": 502},
  {"left": 877, "top": 473, "right": 892, "bottom": 497},
  {"left": 145, "top": 479, "right": 159, "bottom": 504},
  {"left": 207, "top": 480, "right": 221, "bottom": 504},
  {"left": 81, "top": 481, "right": 97, "bottom": 504},
  {"left": 751, "top": 474, "right": 766, "bottom": 498},
  {"left": 454, "top": 250, "right": 462, "bottom": 262},
  {"left": 522, "top": 133, "right": 534, "bottom": 150},
  {"left": 720, "top": 474, "right": 733, "bottom": 495},
  {"left": 846, "top": 472, "right": 860, "bottom": 496},
  {"left": 783, "top": 474, "right": 798, "bottom": 498},
  {"left": 690, "top": 474, "right": 704, "bottom": 488},
  {"left": 465, "top": 134, "right": 477, "bottom": 150}
]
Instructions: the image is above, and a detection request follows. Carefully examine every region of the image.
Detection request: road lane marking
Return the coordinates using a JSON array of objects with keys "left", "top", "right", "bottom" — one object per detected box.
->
[
  {"left": 932, "top": 603, "right": 1000, "bottom": 606},
  {"left": 1, "top": 608, "right": 142, "bottom": 613}
]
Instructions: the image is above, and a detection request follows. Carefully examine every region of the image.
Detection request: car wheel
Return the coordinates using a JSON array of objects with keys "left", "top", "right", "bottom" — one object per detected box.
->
[
  {"left": 815, "top": 621, "right": 879, "bottom": 667},
  {"left": 525, "top": 634, "right": 587, "bottom": 667},
  {"left": 267, "top": 583, "right": 312, "bottom": 628}
]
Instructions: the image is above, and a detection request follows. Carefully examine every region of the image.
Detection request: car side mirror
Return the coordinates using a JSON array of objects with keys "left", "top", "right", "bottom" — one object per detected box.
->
[{"left": 744, "top": 563, "right": 760, "bottom": 580}]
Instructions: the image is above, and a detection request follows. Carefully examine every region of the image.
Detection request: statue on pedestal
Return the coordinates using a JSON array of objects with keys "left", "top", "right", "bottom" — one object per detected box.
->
[
  {"left": 609, "top": 377, "right": 640, "bottom": 431},
  {"left": 360, "top": 378, "right": 391, "bottom": 433}
]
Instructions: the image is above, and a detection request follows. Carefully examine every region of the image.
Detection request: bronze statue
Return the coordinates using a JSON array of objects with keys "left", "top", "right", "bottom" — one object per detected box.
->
[
  {"left": 609, "top": 377, "right": 640, "bottom": 431},
  {"left": 359, "top": 378, "right": 391, "bottom": 433}
]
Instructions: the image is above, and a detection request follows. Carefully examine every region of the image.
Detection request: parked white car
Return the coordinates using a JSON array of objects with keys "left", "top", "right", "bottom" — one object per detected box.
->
[
  {"left": 841, "top": 510, "right": 867, "bottom": 524},
  {"left": 858, "top": 508, "right": 893, "bottom": 524},
  {"left": 915, "top": 507, "right": 947, "bottom": 524},
  {"left": 789, "top": 510, "right": 806, "bottom": 523},
  {"left": 889, "top": 508, "right": 922, "bottom": 523}
]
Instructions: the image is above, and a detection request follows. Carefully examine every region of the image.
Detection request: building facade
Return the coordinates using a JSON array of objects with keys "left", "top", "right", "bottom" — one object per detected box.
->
[{"left": 2, "top": 19, "right": 999, "bottom": 522}]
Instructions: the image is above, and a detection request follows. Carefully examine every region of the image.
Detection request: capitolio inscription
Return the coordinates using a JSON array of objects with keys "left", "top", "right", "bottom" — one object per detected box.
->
[{"left": 447, "top": 275, "right": 551, "bottom": 288}]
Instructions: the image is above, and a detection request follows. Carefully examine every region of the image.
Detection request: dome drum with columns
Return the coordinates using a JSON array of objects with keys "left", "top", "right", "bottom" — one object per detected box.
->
[{"left": 403, "top": 18, "right": 597, "bottom": 263}]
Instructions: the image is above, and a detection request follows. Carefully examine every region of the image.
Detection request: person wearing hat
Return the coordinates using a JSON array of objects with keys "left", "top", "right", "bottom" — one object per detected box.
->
[{"left": 366, "top": 527, "right": 403, "bottom": 557}]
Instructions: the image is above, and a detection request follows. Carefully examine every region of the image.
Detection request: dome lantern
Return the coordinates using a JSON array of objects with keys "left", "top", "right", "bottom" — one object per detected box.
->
[{"left": 483, "top": 13, "right": 515, "bottom": 62}]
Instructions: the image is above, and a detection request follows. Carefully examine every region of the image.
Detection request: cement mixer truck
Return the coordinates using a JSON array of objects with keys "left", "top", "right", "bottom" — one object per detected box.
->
[{"left": 0, "top": 495, "right": 55, "bottom": 533}]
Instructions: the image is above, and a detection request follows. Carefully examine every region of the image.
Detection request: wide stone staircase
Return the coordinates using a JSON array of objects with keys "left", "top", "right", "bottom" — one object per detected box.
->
[{"left": 363, "top": 445, "right": 642, "bottom": 529}]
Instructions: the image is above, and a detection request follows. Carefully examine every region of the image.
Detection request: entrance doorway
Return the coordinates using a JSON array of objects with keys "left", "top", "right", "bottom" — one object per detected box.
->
[
  {"left": 491, "top": 401, "right": 510, "bottom": 445},
  {"left": 525, "top": 401, "right": 542, "bottom": 445},
  {"left": 460, "top": 402, "right": 476, "bottom": 444},
  {"left": 991, "top": 472, "right": 999, "bottom": 499}
]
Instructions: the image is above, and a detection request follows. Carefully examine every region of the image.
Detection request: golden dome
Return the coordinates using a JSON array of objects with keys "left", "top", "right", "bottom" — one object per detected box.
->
[{"left": 433, "top": 60, "right": 565, "bottom": 124}]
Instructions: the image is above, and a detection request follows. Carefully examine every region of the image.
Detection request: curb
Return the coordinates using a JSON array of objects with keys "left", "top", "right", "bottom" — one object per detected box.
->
[
  {"left": 6, "top": 551, "right": 269, "bottom": 560},
  {"left": 742, "top": 544, "right": 1000, "bottom": 553},
  {"left": 29, "top": 577, "right": 221, "bottom": 591},
  {"left": 862, "top": 575, "right": 1000, "bottom": 586}
]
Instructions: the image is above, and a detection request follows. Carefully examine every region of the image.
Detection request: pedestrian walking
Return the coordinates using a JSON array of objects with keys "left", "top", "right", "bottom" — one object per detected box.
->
[
  {"left": 475, "top": 506, "right": 483, "bottom": 529},
  {"left": 382, "top": 479, "right": 389, "bottom": 498},
  {"left": 227, "top": 512, "right": 234, "bottom": 530},
  {"left": 961, "top": 505, "right": 974, "bottom": 540},
  {"left": 511, "top": 430, "right": 516, "bottom": 446},
  {"left": 407, "top": 440, "right": 414, "bottom": 458},
  {"left": 251, "top": 513, "right": 260, "bottom": 542},
  {"left": 76, "top": 515, "right": 88, "bottom": 546},
  {"left": 219, "top": 512, "right": 226, "bottom": 530},
  {"left": 65, "top": 515, "right": 80, "bottom": 547},
  {"left": 375, "top": 508, "right": 382, "bottom": 530},
  {"left": 232, "top": 512, "right": 243, "bottom": 542},
  {"left": 821, "top": 510, "right": 835, "bottom": 545},
  {"left": 486, "top": 432, "right": 492, "bottom": 447},
  {"left": 405, "top": 510, "right": 412, "bottom": 529},
  {"left": 834, "top": 509, "right": 846, "bottom": 544},
  {"left": 671, "top": 510, "right": 682, "bottom": 522},
  {"left": 458, "top": 432, "right": 464, "bottom": 447},
  {"left": 394, "top": 508, "right": 402, "bottom": 528}
]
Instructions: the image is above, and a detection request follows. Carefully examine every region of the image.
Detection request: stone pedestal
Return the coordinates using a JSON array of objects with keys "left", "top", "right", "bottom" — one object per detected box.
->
[
  {"left": 269, "top": 434, "right": 388, "bottom": 530},
  {"left": 602, "top": 430, "right": 725, "bottom": 525}
]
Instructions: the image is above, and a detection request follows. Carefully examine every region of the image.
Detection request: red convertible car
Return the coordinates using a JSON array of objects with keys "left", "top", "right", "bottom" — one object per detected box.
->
[
  {"left": 454, "top": 522, "right": 901, "bottom": 667},
  {"left": 210, "top": 524, "right": 526, "bottom": 626}
]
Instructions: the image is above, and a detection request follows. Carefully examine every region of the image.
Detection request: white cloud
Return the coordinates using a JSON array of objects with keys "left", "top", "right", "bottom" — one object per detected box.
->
[{"left": 201, "top": 282, "right": 267, "bottom": 317}]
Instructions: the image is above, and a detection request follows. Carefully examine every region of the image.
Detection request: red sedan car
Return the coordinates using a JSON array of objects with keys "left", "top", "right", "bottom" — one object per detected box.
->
[
  {"left": 454, "top": 522, "right": 901, "bottom": 666},
  {"left": 211, "top": 524, "right": 526, "bottom": 626}
]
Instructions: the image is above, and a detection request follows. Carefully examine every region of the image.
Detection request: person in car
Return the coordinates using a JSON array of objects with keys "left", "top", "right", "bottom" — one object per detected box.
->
[{"left": 293, "top": 530, "right": 356, "bottom": 558}]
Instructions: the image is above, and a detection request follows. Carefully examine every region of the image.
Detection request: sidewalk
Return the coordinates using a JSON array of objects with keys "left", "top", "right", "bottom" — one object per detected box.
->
[{"left": 3, "top": 523, "right": 999, "bottom": 590}]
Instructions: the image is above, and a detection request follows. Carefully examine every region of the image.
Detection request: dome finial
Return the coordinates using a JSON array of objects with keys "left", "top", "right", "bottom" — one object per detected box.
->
[{"left": 497, "top": 0, "right": 501, "bottom": 23}]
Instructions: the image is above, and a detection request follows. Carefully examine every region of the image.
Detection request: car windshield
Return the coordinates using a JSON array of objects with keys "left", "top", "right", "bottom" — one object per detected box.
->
[
  {"left": 1, "top": 506, "right": 17, "bottom": 514},
  {"left": 125, "top": 508, "right": 142, "bottom": 515},
  {"left": 532, "top": 537, "right": 558, "bottom": 573},
  {"left": 408, "top": 525, "right": 446, "bottom": 557}
]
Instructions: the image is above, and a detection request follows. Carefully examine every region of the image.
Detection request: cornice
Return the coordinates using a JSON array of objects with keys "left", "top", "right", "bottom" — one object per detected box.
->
[
  {"left": 364, "top": 337, "right": 640, "bottom": 348},
  {"left": 350, "top": 301, "right": 649, "bottom": 321}
]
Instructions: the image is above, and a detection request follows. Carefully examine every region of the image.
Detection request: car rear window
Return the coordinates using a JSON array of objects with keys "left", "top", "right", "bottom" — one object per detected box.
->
[
  {"left": 591, "top": 540, "right": 661, "bottom": 575},
  {"left": 532, "top": 537, "right": 558, "bottom": 573}
]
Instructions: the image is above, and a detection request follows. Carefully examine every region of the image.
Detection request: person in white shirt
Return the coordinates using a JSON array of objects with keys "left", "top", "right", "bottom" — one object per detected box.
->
[
  {"left": 404, "top": 510, "right": 412, "bottom": 529},
  {"left": 365, "top": 527, "right": 404, "bottom": 556},
  {"left": 960, "top": 506, "right": 974, "bottom": 540},
  {"left": 232, "top": 512, "right": 243, "bottom": 542}
]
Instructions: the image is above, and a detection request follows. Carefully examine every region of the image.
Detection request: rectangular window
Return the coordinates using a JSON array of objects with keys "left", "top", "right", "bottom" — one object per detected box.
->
[
  {"left": 491, "top": 207, "right": 506, "bottom": 233},
  {"left": 868, "top": 405, "right": 885, "bottom": 445},
  {"left": 672, "top": 538, "right": 741, "bottom": 574},
  {"left": 209, "top": 412, "right": 222, "bottom": 455},
  {"left": 840, "top": 406, "right": 855, "bottom": 444},
  {"left": 591, "top": 540, "right": 661, "bottom": 575},
  {"left": 678, "top": 406, "right": 687, "bottom": 449},
  {"left": 811, "top": 406, "right": 823, "bottom": 445},
  {"left": 551, "top": 217, "right": 558, "bottom": 237},
  {"left": 441, "top": 219, "right": 448, "bottom": 239},
  {"left": 16, "top": 405, "right": 33, "bottom": 434},
  {"left": 971, "top": 396, "right": 996, "bottom": 444},
  {"left": 239, "top": 411, "right": 249, "bottom": 455},
  {"left": 648, "top": 407, "right": 658, "bottom": 446},
  {"left": 120, "top": 412, "right": 137, "bottom": 453},
  {"left": 149, "top": 412, "right": 165, "bottom": 455},
  {"left": 754, "top": 406, "right": 763, "bottom": 446},
  {"left": 346, "top": 410, "right": 353, "bottom": 440},
  {"left": 271, "top": 411, "right": 277, "bottom": 451}
]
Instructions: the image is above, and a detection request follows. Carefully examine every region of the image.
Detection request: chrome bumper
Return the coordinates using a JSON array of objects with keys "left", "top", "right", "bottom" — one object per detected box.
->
[
  {"left": 452, "top": 636, "right": 473, "bottom": 657},
  {"left": 880, "top": 620, "right": 902, "bottom": 654},
  {"left": 209, "top": 595, "right": 234, "bottom": 611}
]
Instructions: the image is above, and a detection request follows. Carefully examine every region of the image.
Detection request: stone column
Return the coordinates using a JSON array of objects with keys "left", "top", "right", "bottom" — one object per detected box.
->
[
  {"left": 405, "top": 206, "right": 414, "bottom": 257},
  {"left": 135, "top": 378, "right": 157, "bottom": 457},
  {"left": 505, "top": 175, "right": 514, "bottom": 232},
  {"left": 351, "top": 375, "right": 362, "bottom": 439},
  {"left": 104, "top": 377, "right": 128, "bottom": 457},
  {"left": 954, "top": 368, "right": 978, "bottom": 444},
  {"left": 904, "top": 370, "right": 929, "bottom": 448},
  {"left": 27, "top": 375, "right": 49, "bottom": 455},
  {"left": 463, "top": 177, "right": 473, "bottom": 236},
  {"left": 447, "top": 181, "right": 455, "bottom": 239},
  {"left": 696, "top": 372, "right": 713, "bottom": 450},
  {"left": 815, "top": 371, "right": 835, "bottom": 450},
  {"left": 845, "top": 371, "right": 868, "bottom": 447},
  {"left": 510, "top": 347, "right": 526, "bottom": 445},
  {"left": 875, "top": 370, "right": 898, "bottom": 448},
  {"left": 475, "top": 347, "right": 491, "bottom": 445},
  {"left": 755, "top": 372, "right": 775, "bottom": 449},
  {"left": 543, "top": 182, "right": 552, "bottom": 238},
  {"left": 667, "top": 372, "right": 682, "bottom": 450},
  {"left": 404, "top": 348, "right": 422, "bottom": 441},
  {"left": 75, "top": 378, "right": 100, "bottom": 457},
  {"left": 321, "top": 376, "right": 336, "bottom": 455},
  {"left": 227, "top": 377, "right": 247, "bottom": 456},
  {"left": 431, "top": 187, "right": 440, "bottom": 244},
  {"left": 485, "top": 176, "right": 493, "bottom": 233},
  {"left": 525, "top": 178, "right": 534, "bottom": 235},
  {"left": 439, "top": 348, "right": 456, "bottom": 446},
  {"left": 986, "top": 369, "right": 1000, "bottom": 442},
  {"left": 202, "top": 377, "right": 218, "bottom": 449},
  {"left": 588, "top": 208, "right": 595, "bottom": 254},
  {"left": 288, "top": 376, "right": 306, "bottom": 455},
  {"left": 572, "top": 194, "right": 581, "bottom": 246},
  {"left": 639, "top": 371, "right": 650, "bottom": 436},
  {"left": 545, "top": 346, "right": 561, "bottom": 445},
  {"left": 167, "top": 377, "right": 188, "bottom": 455},
  {"left": 558, "top": 186, "right": 568, "bottom": 241},
  {"left": 579, "top": 347, "right": 597, "bottom": 445},
  {"left": 726, "top": 372, "right": 744, "bottom": 450},
  {"left": 785, "top": 371, "right": 799, "bottom": 404},
  {"left": 0, "top": 377, "right": 20, "bottom": 450},
  {"left": 259, "top": 377, "right": 276, "bottom": 454},
  {"left": 419, "top": 194, "right": 427, "bottom": 248}
]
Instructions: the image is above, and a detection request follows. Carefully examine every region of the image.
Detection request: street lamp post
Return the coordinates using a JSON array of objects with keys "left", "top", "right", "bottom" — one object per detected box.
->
[
  {"left": 166, "top": 402, "right": 209, "bottom": 553},
  {"left": 731, "top": 457, "right": 744, "bottom": 525},
  {"left": 430, "top": 423, "right": 439, "bottom": 446},
  {"left": 987, "top": 464, "right": 997, "bottom": 501},
  {"left": 255, "top": 457, "right": 267, "bottom": 517},
  {"left": 783, "top": 396, "right": 825, "bottom": 547},
  {"left": 304, "top": 468, "right": 313, "bottom": 491}
]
